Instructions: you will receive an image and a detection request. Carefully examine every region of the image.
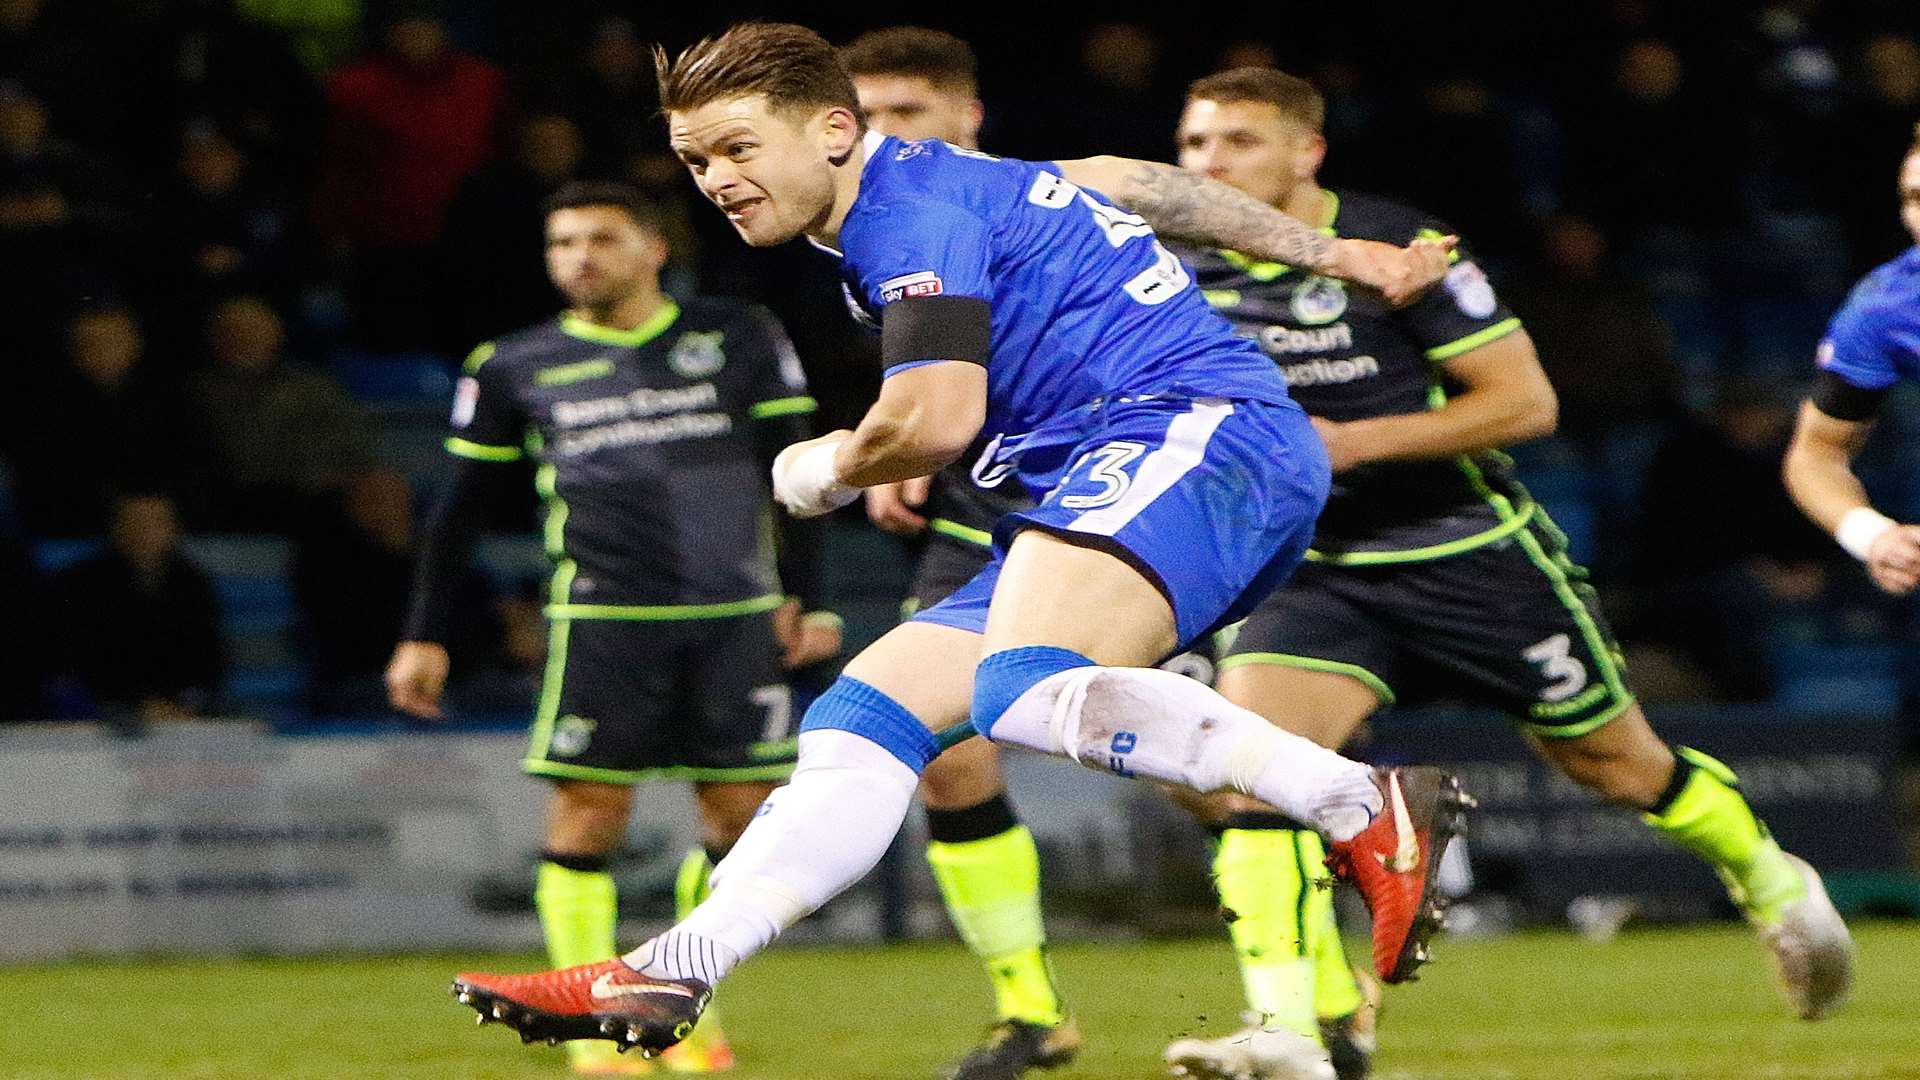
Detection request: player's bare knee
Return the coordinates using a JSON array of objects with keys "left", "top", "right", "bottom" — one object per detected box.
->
[
  {"left": 1537, "top": 710, "right": 1675, "bottom": 808},
  {"left": 695, "top": 781, "right": 778, "bottom": 848},
  {"left": 545, "top": 779, "right": 633, "bottom": 853}
]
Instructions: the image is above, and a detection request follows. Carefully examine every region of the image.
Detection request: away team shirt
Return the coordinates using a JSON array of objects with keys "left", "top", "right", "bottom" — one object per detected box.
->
[
  {"left": 448, "top": 296, "right": 815, "bottom": 616},
  {"left": 1177, "top": 190, "right": 1530, "bottom": 564}
]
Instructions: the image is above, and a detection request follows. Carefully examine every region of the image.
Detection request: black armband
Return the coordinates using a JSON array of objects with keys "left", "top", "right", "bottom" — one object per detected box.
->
[
  {"left": 880, "top": 295, "right": 992, "bottom": 372},
  {"left": 1810, "top": 369, "right": 1888, "bottom": 422}
]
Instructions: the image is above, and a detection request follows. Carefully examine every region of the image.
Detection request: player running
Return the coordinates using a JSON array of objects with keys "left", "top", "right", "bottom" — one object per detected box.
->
[
  {"left": 450, "top": 22, "right": 1463, "bottom": 1060},
  {"left": 388, "top": 180, "right": 839, "bottom": 1076},
  {"left": 1786, "top": 123, "right": 1920, "bottom": 596},
  {"left": 1158, "top": 69, "right": 1853, "bottom": 1080},
  {"left": 841, "top": 27, "right": 1078, "bottom": 1080}
]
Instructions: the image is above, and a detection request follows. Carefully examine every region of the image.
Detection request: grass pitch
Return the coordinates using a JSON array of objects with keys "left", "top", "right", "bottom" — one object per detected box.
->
[{"left": 3, "top": 924, "right": 1918, "bottom": 1079}]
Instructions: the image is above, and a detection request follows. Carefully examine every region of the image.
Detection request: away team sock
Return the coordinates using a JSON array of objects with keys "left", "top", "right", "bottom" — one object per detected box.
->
[
  {"left": 535, "top": 853, "right": 620, "bottom": 1067},
  {"left": 926, "top": 794, "right": 1066, "bottom": 1027},
  {"left": 1643, "top": 747, "right": 1804, "bottom": 924},
  {"left": 1302, "top": 828, "right": 1364, "bottom": 1024},
  {"left": 1211, "top": 815, "right": 1321, "bottom": 1039},
  {"left": 536, "top": 852, "right": 617, "bottom": 969}
]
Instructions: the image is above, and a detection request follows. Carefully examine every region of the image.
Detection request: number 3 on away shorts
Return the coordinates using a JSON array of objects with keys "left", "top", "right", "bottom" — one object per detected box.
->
[
  {"left": 1059, "top": 441, "right": 1147, "bottom": 510},
  {"left": 1523, "top": 633, "right": 1588, "bottom": 702}
]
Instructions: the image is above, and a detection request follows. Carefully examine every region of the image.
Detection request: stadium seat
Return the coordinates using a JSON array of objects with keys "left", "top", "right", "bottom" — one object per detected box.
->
[
  {"left": 330, "top": 349, "right": 456, "bottom": 407},
  {"left": 29, "top": 538, "right": 105, "bottom": 574}
]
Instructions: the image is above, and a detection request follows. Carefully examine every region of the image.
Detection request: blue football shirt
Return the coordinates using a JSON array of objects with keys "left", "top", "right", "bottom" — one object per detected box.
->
[
  {"left": 1818, "top": 245, "right": 1920, "bottom": 391},
  {"left": 828, "top": 133, "right": 1296, "bottom": 479}
]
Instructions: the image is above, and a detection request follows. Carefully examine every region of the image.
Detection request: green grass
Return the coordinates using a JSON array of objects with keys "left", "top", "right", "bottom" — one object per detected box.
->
[{"left": 3, "top": 924, "right": 1919, "bottom": 1079}]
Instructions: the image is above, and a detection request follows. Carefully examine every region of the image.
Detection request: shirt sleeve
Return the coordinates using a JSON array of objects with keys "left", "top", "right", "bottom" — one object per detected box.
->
[
  {"left": 444, "top": 342, "right": 528, "bottom": 462},
  {"left": 1396, "top": 223, "right": 1523, "bottom": 362},
  {"left": 1817, "top": 290, "right": 1914, "bottom": 392},
  {"left": 739, "top": 307, "right": 818, "bottom": 422},
  {"left": 844, "top": 197, "right": 995, "bottom": 315}
]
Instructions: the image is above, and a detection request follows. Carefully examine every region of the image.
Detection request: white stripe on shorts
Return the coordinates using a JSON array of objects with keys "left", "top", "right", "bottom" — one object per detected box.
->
[{"left": 1068, "top": 399, "right": 1234, "bottom": 537}]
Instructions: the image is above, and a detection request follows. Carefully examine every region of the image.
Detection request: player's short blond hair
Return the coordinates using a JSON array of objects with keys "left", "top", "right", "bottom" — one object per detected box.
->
[
  {"left": 1187, "top": 67, "right": 1325, "bottom": 133},
  {"left": 840, "top": 27, "right": 979, "bottom": 97},
  {"left": 654, "top": 22, "right": 861, "bottom": 123}
]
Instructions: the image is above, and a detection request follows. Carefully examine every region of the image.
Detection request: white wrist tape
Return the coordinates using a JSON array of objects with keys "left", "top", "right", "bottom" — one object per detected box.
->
[
  {"left": 772, "top": 439, "right": 858, "bottom": 519},
  {"left": 1836, "top": 506, "right": 1897, "bottom": 562}
]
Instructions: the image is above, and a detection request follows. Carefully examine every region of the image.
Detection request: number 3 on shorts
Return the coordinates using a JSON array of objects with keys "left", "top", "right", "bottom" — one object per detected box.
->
[
  {"left": 1523, "top": 633, "right": 1588, "bottom": 702},
  {"left": 1059, "top": 441, "right": 1147, "bottom": 510}
]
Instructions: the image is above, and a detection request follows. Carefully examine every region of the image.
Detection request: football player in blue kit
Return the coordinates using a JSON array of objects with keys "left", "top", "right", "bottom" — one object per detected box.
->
[
  {"left": 1786, "top": 124, "right": 1920, "bottom": 596},
  {"left": 452, "top": 22, "right": 1465, "bottom": 1059}
]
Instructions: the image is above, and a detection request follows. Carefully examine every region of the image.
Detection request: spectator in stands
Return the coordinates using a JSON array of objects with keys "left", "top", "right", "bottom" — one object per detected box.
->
[
  {"left": 145, "top": 120, "right": 304, "bottom": 336},
  {"left": 1564, "top": 39, "right": 1743, "bottom": 248},
  {"left": 1030, "top": 22, "right": 1177, "bottom": 160},
  {"left": 0, "top": 82, "right": 128, "bottom": 316},
  {"left": 192, "top": 295, "right": 374, "bottom": 530},
  {"left": 52, "top": 493, "right": 226, "bottom": 722},
  {"left": 1833, "top": 35, "right": 1920, "bottom": 272},
  {"left": 1, "top": 305, "right": 209, "bottom": 535},
  {"left": 0, "top": 0, "right": 117, "bottom": 151},
  {"left": 1510, "top": 213, "right": 1683, "bottom": 577},
  {"left": 314, "top": 4, "right": 504, "bottom": 351},
  {"left": 1513, "top": 214, "right": 1683, "bottom": 436},
  {"left": 439, "top": 111, "right": 580, "bottom": 348},
  {"left": 115, "top": 0, "right": 322, "bottom": 177},
  {"left": 292, "top": 468, "right": 498, "bottom": 714},
  {"left": 1382, "top": 76, "right": 1529, "bottom": 258},
  {"left": 1632, "top": 379, "right": 1843, "bottom": 700},
  {"left": 554, "top": 17, "right": 674, "bottom": 185}
]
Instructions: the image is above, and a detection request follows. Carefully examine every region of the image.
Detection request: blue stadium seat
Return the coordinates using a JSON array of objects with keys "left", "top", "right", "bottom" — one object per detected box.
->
[
  {"left": 1734, "top": 297, "right": 1830, "bottom": 377},
  {"left": 330, "top": 349, "right": 456, "bottom": 407},
  {"left": 30, "top": 538, "right": 105, "bottom": 574}
]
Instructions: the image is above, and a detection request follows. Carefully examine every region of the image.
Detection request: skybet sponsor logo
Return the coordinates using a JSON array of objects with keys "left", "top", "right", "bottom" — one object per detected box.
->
[{"left": 880, "top": 271, "right": 943, "bottom": 304}]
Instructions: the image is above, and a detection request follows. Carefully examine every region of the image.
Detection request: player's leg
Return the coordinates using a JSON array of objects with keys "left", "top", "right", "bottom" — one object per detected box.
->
[
  {"left": 1419, "top": 512, "right": 1851, "bottom": 1019},
  {"left": 964, "top": 402, "right": 1466, "bottom": 991},
  {"left": 1164, "top": 594, "right": 1387, "bottom": 1080},
  {"left": 1529, "top": 708, "right": 1851, "bottom": 1018},
  {"left": 519, "top": 619, "right": 666, "bottom": 1076},
  {"left": 910, "top": 534, "right": 1077, "bottom": 1075}
]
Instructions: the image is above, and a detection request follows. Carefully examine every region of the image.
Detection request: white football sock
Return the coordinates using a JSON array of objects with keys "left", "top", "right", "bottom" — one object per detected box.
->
[
  {"left": 986, "top": 664, "right": 1381, "bottom": 840},
  {"left": 623, "top": 729, "right": 919, "bottom": 983}
]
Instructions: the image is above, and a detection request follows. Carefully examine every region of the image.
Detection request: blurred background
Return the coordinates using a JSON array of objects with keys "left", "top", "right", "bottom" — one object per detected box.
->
[{"left": 5, "top": 0, "right": 1920, "bottom": 965}]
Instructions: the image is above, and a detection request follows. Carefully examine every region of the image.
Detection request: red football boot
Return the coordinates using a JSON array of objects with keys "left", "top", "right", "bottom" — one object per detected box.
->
[
  {"left": 1325, "top": 766, "right": 1474, "bottom": 984},
  {"left": 452, "top": 958, "right": 710, "bottom": 1056}
]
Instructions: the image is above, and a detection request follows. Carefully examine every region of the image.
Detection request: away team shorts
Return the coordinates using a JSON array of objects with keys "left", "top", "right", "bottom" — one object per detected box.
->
[
  {"left": 1221, "top": 511, "right": 1635, "bottom": 737},
  {"left": 522, "top": 612, "right": 798, "bottom": 784}
]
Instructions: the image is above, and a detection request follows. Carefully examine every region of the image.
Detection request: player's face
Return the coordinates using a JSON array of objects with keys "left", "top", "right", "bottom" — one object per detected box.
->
[
  {"left": 1176, "top": 98, "right": 1324, "bottom": 209},
  {"left": 853, "top": 74, "right": 981, "bottom": 148},
  {"left": 1900, "top": 152, "right": 1920, "bottom": 244},
  {"left": 668, "top": 94, "right": 857, "bottom": 247},
  {"left": 544, "top": 206, "right": 666, "bottom": 308}
]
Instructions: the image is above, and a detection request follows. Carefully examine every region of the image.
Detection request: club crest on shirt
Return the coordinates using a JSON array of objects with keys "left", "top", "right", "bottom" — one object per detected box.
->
[
  {"left": 668, "top": 331, "right": 727, "bottom": 378},
  {"left": 550, "top": 715, "right": 596, "bottom": 757},
  {"left": 880, "top": 271, "right": 944, "bottom": 304},
  {"left": 1290, "top": 276, "right": 1349, "bottom": 326}
]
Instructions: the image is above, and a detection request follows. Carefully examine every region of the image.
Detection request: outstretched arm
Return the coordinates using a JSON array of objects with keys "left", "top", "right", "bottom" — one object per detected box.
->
[
  {"left": 1054, "top": 156, "right": 1452, "bottom": 305},
  {"left": 1784, "top": 393, "right": 1920, "bottom": 594}
]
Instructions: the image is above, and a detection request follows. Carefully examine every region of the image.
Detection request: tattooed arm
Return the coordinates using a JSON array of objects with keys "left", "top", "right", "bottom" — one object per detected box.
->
[{"left": 1054, "top": 155, "right": 1452, "bottom": 305}]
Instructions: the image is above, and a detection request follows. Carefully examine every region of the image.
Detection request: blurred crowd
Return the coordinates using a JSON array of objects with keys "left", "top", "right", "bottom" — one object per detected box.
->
[{"left": 3, "top": 0, "right": 1920, "bottom": 730}]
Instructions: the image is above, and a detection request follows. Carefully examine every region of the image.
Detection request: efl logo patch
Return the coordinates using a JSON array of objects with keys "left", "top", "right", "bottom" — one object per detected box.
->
[
  {"left": 1445, "top": 260, "right": 1499, "bottom": 319},
  {"left": 451, "top": 377, "right": 479, "bottom": 428},
  {"left": 880, "top": 271, "right": 944, "bottom": 304}
]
